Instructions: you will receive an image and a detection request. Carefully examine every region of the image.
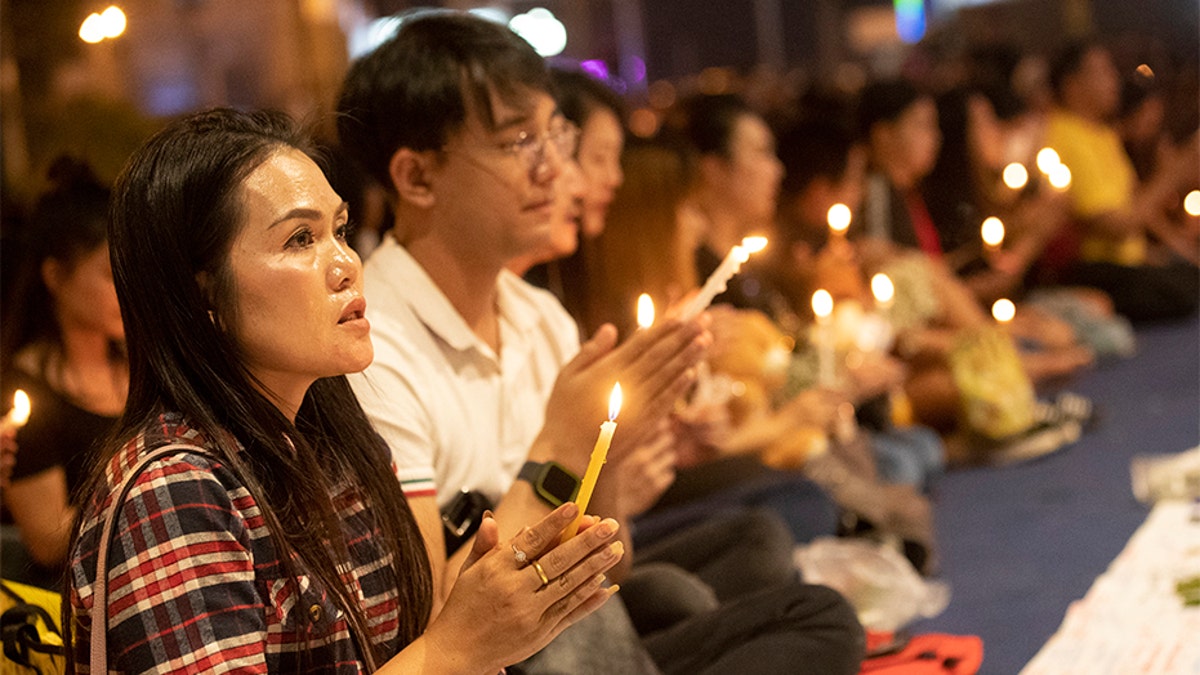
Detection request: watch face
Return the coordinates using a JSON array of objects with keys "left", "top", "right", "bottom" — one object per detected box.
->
[{"left": 542, "top": 464, "right": 580, "bottom": 503}]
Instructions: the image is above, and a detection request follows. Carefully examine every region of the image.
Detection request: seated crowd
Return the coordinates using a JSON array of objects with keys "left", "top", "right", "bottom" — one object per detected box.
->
[{"left": 0, "top": 10, "right": 1196, "bottom": 674}]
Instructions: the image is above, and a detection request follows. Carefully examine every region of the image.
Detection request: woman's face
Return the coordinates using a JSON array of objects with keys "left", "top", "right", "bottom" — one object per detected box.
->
[
  {"left": 718, "top": 114, "right": 784, "bottom": 226},
  {"left": 46, "top": 243, "right": 124, "bottom": 341},
  {"left": 577, "top": 108, "right": 625, "bottom": 238},
  {"left": 891, "top": 97, "right": 942, "bottom": 182},
  {"left": 224, "top": 148, "right": 372, "bottom": 406}
]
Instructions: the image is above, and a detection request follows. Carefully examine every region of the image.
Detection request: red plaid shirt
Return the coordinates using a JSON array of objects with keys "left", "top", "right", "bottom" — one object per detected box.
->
[{"left": 69, "top": 414, "right": 406, "bottom": 673}]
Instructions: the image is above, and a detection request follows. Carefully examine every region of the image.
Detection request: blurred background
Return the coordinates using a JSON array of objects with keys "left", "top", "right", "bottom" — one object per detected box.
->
[{"left": 1, "top": 0, "right": 1196, "bottom": 204}]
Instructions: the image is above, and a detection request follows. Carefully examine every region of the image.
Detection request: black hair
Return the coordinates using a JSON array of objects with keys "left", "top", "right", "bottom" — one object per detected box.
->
[
  {"left": 0, "top": 157, "right": 113, "bottom": 375},
  {"left": 671, "top": 93, "right": 756, "bottom": 158},
  {"left": 776, "top": 117, "right": 856, "bottom": 199},
  {"left": 1049, "top": 38, "right": 1105, "bottom": 101},
  {"left": 923, "top": 88, "right": 984, "bottom": 252},
  {"left": 855, "top": 79, "right": 927, "bottom": 140},
  {"left": 336, "top": 10, "right": 550, "bottom": 192},
  {"left": 550, "top": 67, "right": 628, "bottom": 130},
  {"left": 68, "top": 108, "right": 432, "bottom": 668}
]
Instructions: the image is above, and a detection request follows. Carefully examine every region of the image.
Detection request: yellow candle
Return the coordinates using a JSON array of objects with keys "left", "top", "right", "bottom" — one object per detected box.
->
[
  {"left": 562, "top": 383, "right": 622, "bottom": 541},
  {"left": 0, "top": 390, "right": 30, "bottom": 434}
]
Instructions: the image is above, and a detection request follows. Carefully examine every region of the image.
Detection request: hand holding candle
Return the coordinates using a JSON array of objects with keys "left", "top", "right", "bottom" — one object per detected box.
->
[
  {"left": 562, "top": 383, "right": 622, "bottom": 542},
  {"left": 679, "top": 236, "right": 768, "bottom": 320},
  {"left": 0, "top": 390, "right": 31, "bottom": 434}
]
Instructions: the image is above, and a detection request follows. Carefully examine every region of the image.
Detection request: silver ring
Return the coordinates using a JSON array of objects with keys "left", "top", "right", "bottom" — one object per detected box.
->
[{"left": 512, "top": 543, "right": 528, "bottom": 565}]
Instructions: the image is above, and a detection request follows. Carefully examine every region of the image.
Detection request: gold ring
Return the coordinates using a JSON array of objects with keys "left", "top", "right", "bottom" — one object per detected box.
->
[{"left": 530, "top": 559, "right": 550, "bottom": 587}]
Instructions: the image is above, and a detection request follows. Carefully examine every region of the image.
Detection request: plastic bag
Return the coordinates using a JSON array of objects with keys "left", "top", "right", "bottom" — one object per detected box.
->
[{"left": 794, "top": 537, "right": 950, "bottom": 632}]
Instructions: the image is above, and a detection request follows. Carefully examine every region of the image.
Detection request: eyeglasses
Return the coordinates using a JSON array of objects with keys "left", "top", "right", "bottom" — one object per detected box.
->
[{"left": 495, "top": 120, "right": 580, "bottom": 177}]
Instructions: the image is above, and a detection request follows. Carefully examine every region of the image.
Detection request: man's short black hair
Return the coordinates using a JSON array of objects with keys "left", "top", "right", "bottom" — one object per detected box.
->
[
  {"left": 336, "top": 10, "right": 551, "bottom": 191},
  {"left": 776, "top": 118, "right": 854, "bottom": 199}
]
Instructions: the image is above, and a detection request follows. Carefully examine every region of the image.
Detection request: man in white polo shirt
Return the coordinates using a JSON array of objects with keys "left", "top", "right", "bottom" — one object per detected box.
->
[{"left": 337, "top": 10, "right": 864, "bottom": 674}]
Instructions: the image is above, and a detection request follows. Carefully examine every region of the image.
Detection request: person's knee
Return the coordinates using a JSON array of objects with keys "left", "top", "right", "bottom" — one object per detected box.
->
[{"left": 790, "top": 584, "right": 867, "bottom": 666}]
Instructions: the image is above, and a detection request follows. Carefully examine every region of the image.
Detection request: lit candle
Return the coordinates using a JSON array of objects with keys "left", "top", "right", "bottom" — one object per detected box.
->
[
  {"left": 870, "top": 273, "right": 894, "bottom": 311},
  {"left": 992, "top": 298, "right": 1016, "bottom": 325},
  {"left": 1185, "top": 190, "right": 1200, "bottom": 217},
  {"left": 981, "top": 216, "right": 1005, "bottom": 254},
  {"left": 1047, "top": 164, "right": 1072, "bottom": 190},
  {"left": 636, "top": 293, "right": 655, "bottom": 329},
  {"left": 827, "top": 203, "right": 851, "bottom": 240},
  {"left": 812, "top": 289, "right": 835, "bottom": 387},
  {"left": 562, "top": 383, "right": 622, "bottom": 541},
  {"left": 0, "top": 390, "right": 30, "bottom": 434},
  {"left": 679, "top": 236, "right": 768, "bottom": 320},
  {"left": 1002, "top": 162, "right": 1028, "bottom": 190},
  {"left": 1035, "top": 148, "right": 1061, "bottom": 175}
]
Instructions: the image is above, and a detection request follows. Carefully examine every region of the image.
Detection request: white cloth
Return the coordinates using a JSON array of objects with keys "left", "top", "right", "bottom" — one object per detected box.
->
[{"left": 349, "top": 237, "right": 580, "bottom": 507}]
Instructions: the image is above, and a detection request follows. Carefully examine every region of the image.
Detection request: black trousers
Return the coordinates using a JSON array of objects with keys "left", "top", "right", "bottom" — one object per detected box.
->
[
  {"left": 642, "top": 582, "right": 866, "bottom": 675},
  {"left": 1062, "top": 260, "right": 1199, "bottom": 323}
]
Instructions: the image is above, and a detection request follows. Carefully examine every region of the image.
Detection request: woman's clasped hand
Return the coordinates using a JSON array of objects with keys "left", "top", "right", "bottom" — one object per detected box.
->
[{"left": 419, "top": 503, "right": 623, "bottom": 674}]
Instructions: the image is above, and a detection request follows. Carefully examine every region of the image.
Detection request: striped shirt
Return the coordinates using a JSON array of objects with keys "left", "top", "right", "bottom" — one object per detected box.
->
[{"left": 68, "top": 414, "right": 405, "bottom": 673}]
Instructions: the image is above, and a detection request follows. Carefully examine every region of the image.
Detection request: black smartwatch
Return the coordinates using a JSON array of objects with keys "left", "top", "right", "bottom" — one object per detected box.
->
[{"left": 517, "top": 460, "right": 581, "bottom": 508}]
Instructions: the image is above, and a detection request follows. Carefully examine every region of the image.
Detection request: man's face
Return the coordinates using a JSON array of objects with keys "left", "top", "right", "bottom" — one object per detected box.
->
[{"left": 432, "top": 89, "right": 573, "bottom": 266}]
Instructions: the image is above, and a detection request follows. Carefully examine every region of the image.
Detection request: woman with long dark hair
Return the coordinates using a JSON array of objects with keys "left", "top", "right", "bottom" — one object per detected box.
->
[
  {"left": 1, "top": 158, "right": 125, "bottom": 588},
  {"left": 65, "top": 108, "right": 623, "bottom": 673}
]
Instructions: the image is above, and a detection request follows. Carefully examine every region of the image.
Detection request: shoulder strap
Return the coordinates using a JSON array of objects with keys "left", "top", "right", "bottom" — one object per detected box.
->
[{"left": 89, "top": 442, "right": 214, "bottom": 673}]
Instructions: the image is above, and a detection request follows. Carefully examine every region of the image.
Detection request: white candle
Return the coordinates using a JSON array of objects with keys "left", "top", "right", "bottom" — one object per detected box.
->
[
  {"left": 562, "top": 383, "right": 622, "bottom": 541},
  {"left": 0, "top": 390, "right": 30, "bottom": 434},
  {"left": 637, "top": 293, "right": 655, "bottom": 329},
  {"left": 679, "top": 236, "right": 768, "bottom": 320},
  {"left": 812, "top": 289, "right": 835, "bottom": 387}
]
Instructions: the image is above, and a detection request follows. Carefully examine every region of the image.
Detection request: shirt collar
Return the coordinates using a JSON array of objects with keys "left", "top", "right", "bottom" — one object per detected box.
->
[{"left": 368, "top": 237, "right": 542, "bottom": 355}]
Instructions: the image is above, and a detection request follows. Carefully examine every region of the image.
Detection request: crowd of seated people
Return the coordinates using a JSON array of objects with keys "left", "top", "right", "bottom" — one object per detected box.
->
[{"left": 0, "top": 11, "right": 1195, "bottom": 673}]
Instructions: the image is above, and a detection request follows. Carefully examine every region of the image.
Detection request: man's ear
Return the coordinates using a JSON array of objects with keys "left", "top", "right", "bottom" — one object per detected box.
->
[{"left": 388, "top": 148, "right": 437, "bottom": 209}]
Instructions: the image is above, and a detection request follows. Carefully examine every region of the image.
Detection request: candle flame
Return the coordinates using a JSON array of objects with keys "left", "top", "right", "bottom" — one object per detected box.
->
[
  {"left": 981, "top": 217, "right": 1005, "bottom": 247},
  {"left": 608, "top": 383, "right": 622, "bottom": 421},
  {"left": 1185, "top": 190, "right": 1200, "bottom": 217},
  {"left": 637, "top": 293, "right": 655, "bottom": 328},
  {"left": 1036, "top": 147, "right": 1061, "bottom": 174},
  {"left": 740, "top": 236, "right": 768, "bottom": 253},
  {"left": 812, "top": 289, "right": 833, "bottom": 319},
  {"left": 992, "top": 298, "right": 1016, "bottom": 323},
  {"left": 1048, "top": 164, "right": 1072, "bottom": 189},
  {"left": 826, "top": 204, "right": 851, "bottom": 233},
  {"left": 1002, "top": 162, "right": 1028, "bottom": 190},
  {"left": 10, "top": 389, "right": 30, "bottom": 426},
  {"left": 870, "top": 274, "right": 894, "bottom": 304}
]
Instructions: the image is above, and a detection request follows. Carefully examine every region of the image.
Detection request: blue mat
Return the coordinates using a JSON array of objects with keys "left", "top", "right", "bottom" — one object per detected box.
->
[{"left": 909, "top": 316, "right": 1200, "bottom": 674}]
